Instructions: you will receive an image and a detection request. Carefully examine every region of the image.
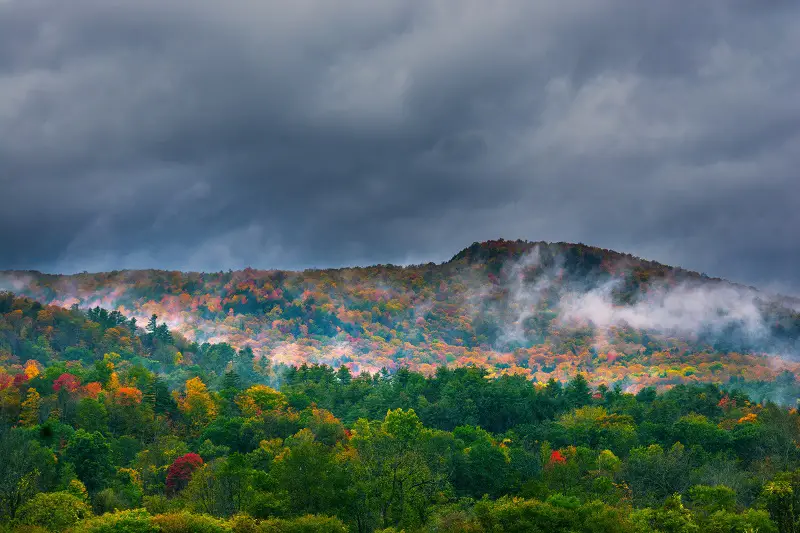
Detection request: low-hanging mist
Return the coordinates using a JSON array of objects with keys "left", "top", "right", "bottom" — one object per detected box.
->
[{"left": 2, "top": 240, "right": 800, "bottom": 392}]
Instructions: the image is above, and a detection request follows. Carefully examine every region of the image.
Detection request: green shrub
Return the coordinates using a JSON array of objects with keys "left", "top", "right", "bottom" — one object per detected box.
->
[
  {"left": 704, "top": 509, "right": 778, "bottom": 533},
  {"left": 475, "top": 496, "right": 635, "bottom": 533},
  {"left": 69, "top": 509, "right": 158, "bottom": 533},
  {"left": 142, "top": 494, "right": 182, "bottom": 515},
  {"left": 258, "top": 514, "right": 349, "bottom": 533},
  {"left": 6, "top": 526, "right": 49, "bottom": 533},
  {"left": 229, "top": 514, "right": 260, "bottom": 533},
  {"left": 151, "top": 511, "right": 232, "bottom": 532},
  {"left": 15, "top": 492, "right": 92, "bottom": 532}
]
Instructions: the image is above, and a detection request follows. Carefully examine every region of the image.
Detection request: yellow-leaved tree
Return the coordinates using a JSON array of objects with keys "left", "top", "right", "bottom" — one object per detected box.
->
[
  {"left": 178, "top": 377, "right": 217, "bottom": 431},
  {"left": 19, "top": 387, "right": 41, "bottom": 427},
  {"left": 236, "top": 384, "right": 286, "bottom": 418}
]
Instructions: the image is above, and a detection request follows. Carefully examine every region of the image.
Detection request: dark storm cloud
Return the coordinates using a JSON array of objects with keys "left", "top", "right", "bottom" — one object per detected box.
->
[{"left": 1, "top": 0, "right": 800, "bottom": 292}]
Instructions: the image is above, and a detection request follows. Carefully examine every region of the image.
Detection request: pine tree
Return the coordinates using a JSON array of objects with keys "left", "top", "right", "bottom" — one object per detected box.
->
[
  {"left": 146, "top": 314, "right": 158, "bottom": 338},
  {"left": 222, "top": 370, "right": 241, "bottom": 392}
]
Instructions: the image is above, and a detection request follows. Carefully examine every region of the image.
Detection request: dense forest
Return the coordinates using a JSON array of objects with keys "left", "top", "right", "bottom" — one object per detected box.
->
[
  {"left": 2, "top": 288, "right": 800, "bottom": 532},
  {"left": 3, "top": 240, "right": 800, "bottom": 397}
]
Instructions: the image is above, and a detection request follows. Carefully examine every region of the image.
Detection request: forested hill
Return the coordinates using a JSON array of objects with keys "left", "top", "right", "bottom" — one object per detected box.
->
[
  {"left": 2, "top": 239, "right": 800, "bottom": 391},
  {"left": 5, "top": 276, "right": 800, "bottom": 532}
]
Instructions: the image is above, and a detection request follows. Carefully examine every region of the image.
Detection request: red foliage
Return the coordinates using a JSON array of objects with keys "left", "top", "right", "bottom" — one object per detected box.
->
[
  {"left": 165, "top": 453, "right": 204, "bottom": 493},
  {"left": 718, "top": 395, "right": 735, "bottom": 410},
  {"left": 549, "top": 450, "right": 566, "bottom": 466},
  {"left": 13, "top": 373, "right": 29, "bottom": 387},
  {"left": 53, "top": 373, "right": 81, "bottom": 393},
  {"left": 0, "top": 374, "right": 12, "bottom": 390}
]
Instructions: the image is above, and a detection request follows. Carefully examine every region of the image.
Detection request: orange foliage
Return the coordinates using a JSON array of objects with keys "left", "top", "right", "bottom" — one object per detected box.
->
[{"left": 116, "top": 386, "right": 143, "bottom": 406}]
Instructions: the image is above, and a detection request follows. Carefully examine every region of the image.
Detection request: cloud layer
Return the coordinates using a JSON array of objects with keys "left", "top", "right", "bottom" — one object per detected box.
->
[{"left": 2, "top": 0, "right": 800, "bottom": 292}]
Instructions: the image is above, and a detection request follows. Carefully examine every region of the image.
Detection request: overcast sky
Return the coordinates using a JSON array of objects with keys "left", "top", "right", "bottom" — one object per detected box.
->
[{"left": 1, "top": 0, "right": 799, "bottom": 292}]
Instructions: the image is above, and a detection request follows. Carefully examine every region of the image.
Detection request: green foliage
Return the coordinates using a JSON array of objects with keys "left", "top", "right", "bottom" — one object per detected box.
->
[
  {"left": 382, "top": 408, "right": 422, "bottom": 444},
  {"left": 151, "top": 511, "right": 232, "bottom": 532},
  {"left": 75, "top": 398, "right": 108, "bottom": 433},
  {"left": 64, "top": 429, "right": 114, "bottom": 493},
  {"left": 687, "top": 485, "right": 737, "bottom": 517},
  {"left": 704, "top": 509, "right": 777, "bottom": 533},
  {"left": 625, "top": 444, "right": 692, "bottom": 506},
  {"left": 2, "top": 291, "right": 800, "bottom": 533},
  {"left": 473, "top": 495, "right": 635, "bottom": 533},
  {"left": 0, "top": 429, "right": 57, "bottom": 519},
  {"left": 763, "top": 481, "right": 796, "bottom": 533},
  {"left": 14, "top": 491, "right": 92, "bottom": 531},
  {"left": 71, "top": 509, "right": 158, "bottom": 533},
  {"left": 256, "top": 514, "right": 349, "bottom": 533}
]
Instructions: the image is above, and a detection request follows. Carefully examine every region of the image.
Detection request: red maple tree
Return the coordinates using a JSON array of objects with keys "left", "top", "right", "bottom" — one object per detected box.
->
[{"left": 165, "top": 453, "right": 204, "bottom": 494}]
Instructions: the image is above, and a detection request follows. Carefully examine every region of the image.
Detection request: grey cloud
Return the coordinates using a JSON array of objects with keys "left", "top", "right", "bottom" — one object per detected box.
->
[{"left": 1, "top": 0, "right": 800, "bottom": 293}]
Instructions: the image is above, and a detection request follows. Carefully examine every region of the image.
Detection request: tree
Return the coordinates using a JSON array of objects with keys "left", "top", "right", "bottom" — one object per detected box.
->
[
  {"left": 630, "top": 494, "right": 699, "bottom": 533},
  {"left": 269, "top": 429, "right": 346, "bottom": 517},
  {"left": 146, "top": 314, "right": 158, "bottom": 340},
  {"left": 474, "top": 494, "right": 634, "bottom": 533},
  {"left": 686, "top": 484, "right": 736, "bottom": 518},
  {"left": 255, "top": 514, "right": 349, "bottom": 533},
  {"left": 147, "top": 376, "right": 178, "bottom": 416},
  {"left": 64, "top": 430, "right": 114, "bottom": 493},
  {"left": 337, "top": 366, "right": 353, "bottom": 385},
  {"left": 183, "top": 455, "right": 254, "bottom": 517},
  {"left": 202, "top": 343, "right": 236, "bottom": 374},
  {"left": 15, "top": 491, "right": 92, "bottom": 531},
  {"left": 0, "top": 429, "right": 57, "bottom": 519},
  {"left": 178, "top": 377, "right": 217, "bottom": 431},
  {"left": 565, "top": 373, "right": 592, "bottom": 408},
  {"left": 452, "top": 428, "right": 510, "bottom": 498},
  {"left": 236, "top": 384, "right": 286, "bottom": 417},
  {"left": 146, "top": 314, "right": 172, "bottom": 350},
  {"left": 75, "top": 398, "right": 108, "bottom": 433},
  {"left": 75, "top": 508, "right": 157, "bottom": 533},
  {"left": 53, "top": 373, "right": 81, "bottom": 393},
  {"left": 150, "top": 511, "right": 231, "bottom": 532},
  {"left": 165, "top": 453, "right": 204, "bottom": 495},
  {"left": 19, "top": 387, "right": 41, "bottom": 427},
  {"left": 704, "top": 509, "right": 777, "bottom": 533},
  {"left": 624, "top": 443, "right": 692, "bottom": 506},
  {"left": 348, "top": 409, "right": 446, "bottom": 531},
  {"left": 764, "top": 481, "right": 797, "bottom": 533}
]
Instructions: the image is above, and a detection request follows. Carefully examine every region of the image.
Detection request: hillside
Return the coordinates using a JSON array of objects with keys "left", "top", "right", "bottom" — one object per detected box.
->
[
  {"left": 2, "top": 239, "right": 800, "bottom": 391},
  {"left": 4, "top": 272, "right": 800, "bottom": 532},
  {"left": 1, "top": 240, "right": 800, "bottom": 530}
]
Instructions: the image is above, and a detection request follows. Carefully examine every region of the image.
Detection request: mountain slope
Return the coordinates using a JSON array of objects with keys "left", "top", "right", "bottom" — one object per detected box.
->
[{"left": 2, "top": 239, "right": 800, "bottom": 389}]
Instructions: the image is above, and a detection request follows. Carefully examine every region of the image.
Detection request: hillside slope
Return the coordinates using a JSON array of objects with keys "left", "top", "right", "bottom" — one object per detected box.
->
[{"left": 2, "top": 239, "right": 800, "bottom": 389}]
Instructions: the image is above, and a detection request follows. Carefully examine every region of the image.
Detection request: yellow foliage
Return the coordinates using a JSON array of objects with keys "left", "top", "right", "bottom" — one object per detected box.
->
[
  {"left": 236, "top": 384, "right": 286, "bottom": 417},
  {"left": 179, "top": 377, "right": 217, "bottom": 428},
  {"left": 737, "top": 413, "right": 758, "bottom": 424},
  {"left": 19, "top": 387, "right": 41, "bottom": 427},
  {"left": 108, "top": 372, "right": 121, "bottom": 392},
  {"left": 23, "top": 360, "right": 41, "bottom": 379},
  {"left": 117, "top": 467, "right": 142, "bottom": 488}
]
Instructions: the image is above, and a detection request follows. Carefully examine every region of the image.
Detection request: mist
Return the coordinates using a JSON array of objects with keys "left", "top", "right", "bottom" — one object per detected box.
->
[
  {"left": 2, "top": 240, "right": 800, "bottom": 381},
  {"left": 462, "top": 245, "right": 795, "bottom": 359}
]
